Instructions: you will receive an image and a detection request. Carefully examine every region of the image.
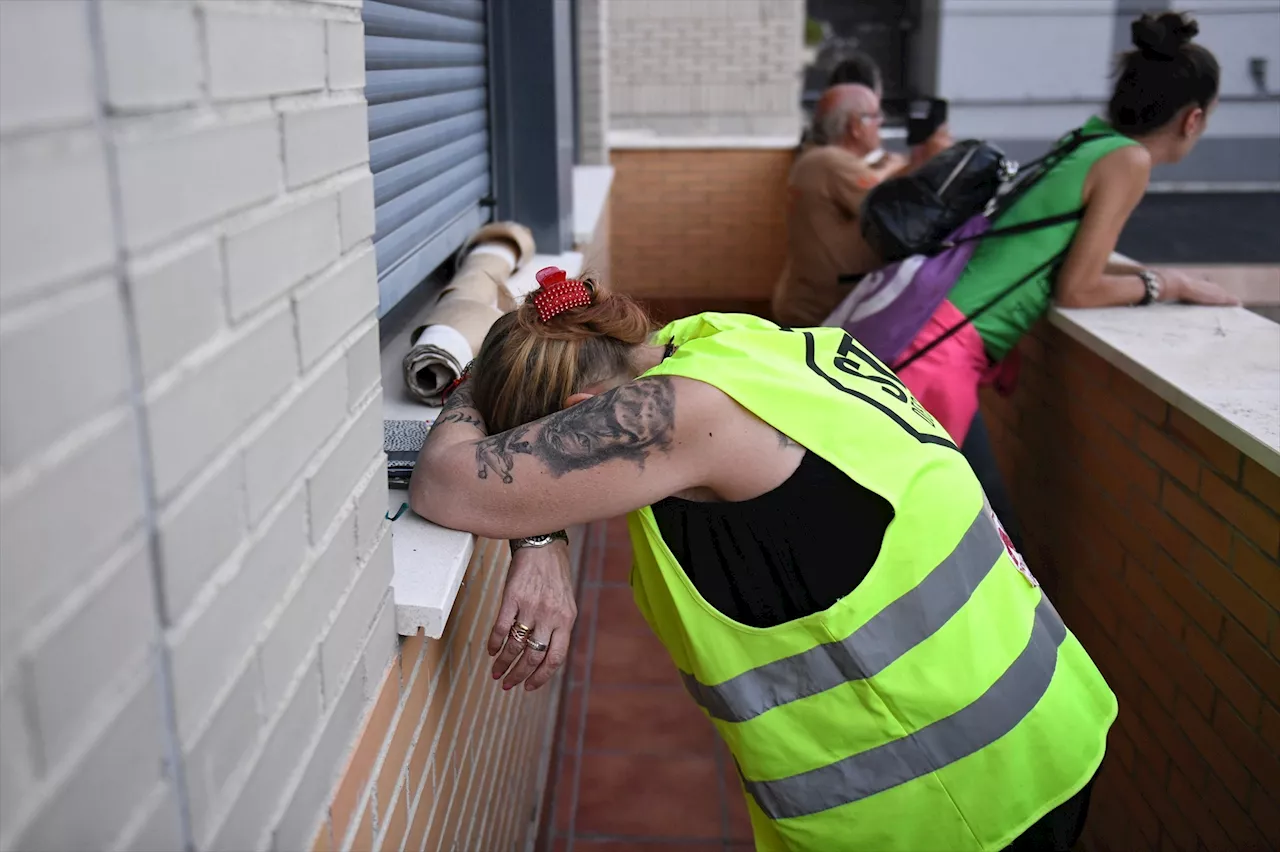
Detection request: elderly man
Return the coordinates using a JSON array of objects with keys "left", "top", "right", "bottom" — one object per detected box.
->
[{"left": 773, "top": 84, "right": 907, "bottom": 328}]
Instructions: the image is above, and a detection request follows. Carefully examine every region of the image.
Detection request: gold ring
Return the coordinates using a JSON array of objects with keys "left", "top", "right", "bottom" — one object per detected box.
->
[
  {"left": 509, "top": 622, "right": 533, "bottom": 644},
  {"left": 525, "top": 637, "right": 549, "bottom": 653}
]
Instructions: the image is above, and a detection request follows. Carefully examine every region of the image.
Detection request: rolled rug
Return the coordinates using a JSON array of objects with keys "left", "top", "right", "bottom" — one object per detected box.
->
[
  {"left": 401, "top": 221, "right": 535, "bottom": 406},
  {"left": 401, "top": 294, "right": 502, "bottom": 405}
]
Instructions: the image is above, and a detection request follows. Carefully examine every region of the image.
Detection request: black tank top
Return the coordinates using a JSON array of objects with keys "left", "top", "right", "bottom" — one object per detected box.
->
[{"left": 650, "top": 451, "right": 894, "bottom": 628}]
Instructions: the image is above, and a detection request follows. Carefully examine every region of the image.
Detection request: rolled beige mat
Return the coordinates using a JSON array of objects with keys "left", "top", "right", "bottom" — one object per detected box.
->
[{"left": 401, "top": 222, "right": 535, "bottom": 406}]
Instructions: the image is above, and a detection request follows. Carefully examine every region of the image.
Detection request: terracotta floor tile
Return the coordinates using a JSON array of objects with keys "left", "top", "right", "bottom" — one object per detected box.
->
[
  {"left": 600, "top": 543, "right": 633, "bottom": 584},
  {"left": 718, "top": 743, "right": 754, "bottom": 841},
  {"left": 724, "top": 780, "right": 753, "bottom": 841},
  {"left": 558, "top": 683, "right": 586, "bottom": 752},
  {"left": 583, "top": 686, "right": 716, "bottom": 754},
  {"left": 553, "top": 749, "right": 579, "bottom": 835},
  {"left": 590, "top": 627, "right": 682, "bottom": 688},
  {"left": 568, "top": 586, "right": 599, "bottom": 686},
  {"left": 575, "top": 752, "right": 722, "bottom": 839},
  {"left": 595, "top": 585, "right": 651, "bottom": 634}
]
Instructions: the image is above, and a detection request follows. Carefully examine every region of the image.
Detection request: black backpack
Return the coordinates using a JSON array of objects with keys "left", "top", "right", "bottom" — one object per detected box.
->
[
  {"left": 860, "top": 139, "right": 1013, "bottom": 262},
  {"left": 859, "top": 131, "right": 1104, "bottom": 265}
]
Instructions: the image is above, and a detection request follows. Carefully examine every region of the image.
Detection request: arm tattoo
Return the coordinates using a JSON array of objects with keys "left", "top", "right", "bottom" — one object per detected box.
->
[
  {"left": 474, "top": 377, "right": 676, "bottom": 484},
  {"left": 776, "top": 429, "right": 799, "bottom": 449},
  {"left": 432, "top": 380, "right": 486, "bottom": 432}
]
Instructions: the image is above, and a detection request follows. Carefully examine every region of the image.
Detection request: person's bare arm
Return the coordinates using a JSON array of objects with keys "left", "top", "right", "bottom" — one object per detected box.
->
[
  {"left": 1056, "top": 148, "right": 1239, "bottom": 307},
  {"left": 410, "top": 376, "right": 714, "bottom": 539},
  {"left": 1105, "top": 251, "right": 1145, "bottom": 276},
  {"left": 1055, "top": 146, "right": 1154, "bottom": 308}
]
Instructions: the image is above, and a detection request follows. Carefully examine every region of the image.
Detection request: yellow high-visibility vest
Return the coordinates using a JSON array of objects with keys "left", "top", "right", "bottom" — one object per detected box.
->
[{"left": 626, "top": 312, "right": 1115, "bottom": 851}]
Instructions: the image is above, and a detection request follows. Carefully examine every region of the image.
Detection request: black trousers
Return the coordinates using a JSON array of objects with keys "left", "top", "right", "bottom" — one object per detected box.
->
[
  {"left": 961, "top": 410, "right": 1023, "bottom": 554},
  {"left": 1003, "top": 776, "right": 1097, "bottom": 851}
]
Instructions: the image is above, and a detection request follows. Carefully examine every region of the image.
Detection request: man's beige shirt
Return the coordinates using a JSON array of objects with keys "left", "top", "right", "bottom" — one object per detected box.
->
[{"left": 772, "top": 146, "right": 886, "bottom": 327}]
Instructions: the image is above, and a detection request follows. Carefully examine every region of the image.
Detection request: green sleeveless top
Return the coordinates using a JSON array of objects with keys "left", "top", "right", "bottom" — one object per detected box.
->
[{"left": 948, "top": 117, "right": 1138, "bottom": 360}]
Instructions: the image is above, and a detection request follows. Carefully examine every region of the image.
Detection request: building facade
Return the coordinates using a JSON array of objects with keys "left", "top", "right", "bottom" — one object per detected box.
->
[{"left": 0, "top": 1, "right": 590, "bottom": 850}]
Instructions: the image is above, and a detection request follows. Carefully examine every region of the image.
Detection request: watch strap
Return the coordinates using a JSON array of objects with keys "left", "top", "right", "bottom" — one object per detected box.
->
[
  {"left": 1136, "top": 270, "right": 1160, "bottom": 306},
  {"left": 509, "top": 530, "right": 569, "bottom": 553}
]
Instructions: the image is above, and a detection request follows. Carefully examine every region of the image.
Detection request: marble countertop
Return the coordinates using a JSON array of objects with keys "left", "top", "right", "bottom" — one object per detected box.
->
[{"left": 1051, "top": 303, "right": 1280, "bottom": 475}]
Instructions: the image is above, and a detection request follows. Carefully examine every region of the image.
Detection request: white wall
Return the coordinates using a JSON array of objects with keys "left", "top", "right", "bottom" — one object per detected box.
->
[
  {"left": 934, "top": 0, "right": 1280, "bottom": 179},
  {"left": 0, "top": 1, "right": 394, "bottom": 849},
  {"left": 607, "top": 0, "right": 805, "bottom": 137}
]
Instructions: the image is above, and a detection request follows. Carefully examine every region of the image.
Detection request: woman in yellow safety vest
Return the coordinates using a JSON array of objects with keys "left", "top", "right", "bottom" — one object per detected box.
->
[{"left": 409, "top": 267, "right": 1115, "bottom": 851}]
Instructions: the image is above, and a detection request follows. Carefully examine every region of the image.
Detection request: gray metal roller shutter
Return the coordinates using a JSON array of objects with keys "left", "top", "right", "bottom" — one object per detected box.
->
[{"left": 365, "top": 0, "right": 492, "bottom": 313}]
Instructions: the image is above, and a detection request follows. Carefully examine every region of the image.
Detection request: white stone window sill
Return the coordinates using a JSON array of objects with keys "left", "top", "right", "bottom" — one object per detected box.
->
[
  {"left": 381, "top": 252, "right": 585, "bottom": 637},
  {"left": 1049, "top": 301, "right": 1280, "bottom": 475},
  {"left": 606, "top": 127, "right": 906, "bottom": 151},
  {"left": 573, "top": 165, "right": 614, "bottom": 247}
]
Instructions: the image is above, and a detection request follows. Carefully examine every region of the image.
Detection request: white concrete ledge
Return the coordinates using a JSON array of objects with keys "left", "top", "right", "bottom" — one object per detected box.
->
[
  {"left": 1049, "top": 304, "right": 1280, "bottom": 475},
  {"left": 573, "top": 165, "right": 614, "bottom": 248},
  {"left": 608, "top": 130, "right": 799, "bottom": 150},
  {"left": 607, "top": 127, "right": 906, "bottom": 151},
  {"left": 383, "top": 252, "right": 584, "bottom": 637}
]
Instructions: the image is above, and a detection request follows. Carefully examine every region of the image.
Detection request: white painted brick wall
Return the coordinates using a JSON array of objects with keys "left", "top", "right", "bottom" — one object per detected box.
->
[
  {"left": 0, "top": 1, "right": 97, "bottom": 134},
  {"left": 319, "top": 536, "right": 394, "bottom": 700},
  {"left": 283, "top": 102, "right": 371, "bottom": 188},
  {"left": 327, "top": 21, "right": 367, "bottom": 92},
  {"left": 0, "top": 279, "right": 132, "bottom": 470},
  {"left": 307, "top": 393, "right": 384, "bottom": 545},
  {"left": 259, "top": 514, "right": 357, "bottom": 714},
  {"left": 0, "top": 1, "right": 392, "bottom": 849},
  {"left": 146, "top": 304, "right": 298, "bottom": 500},
  {"left": 224, "top": 195, "right": 342, "bottom": 320},
  {"left": 115, "top": 116, "right": 283, "bottom": 251},
  {"left": 205, "top": 11, "right": 327, "bottom": 101},
  {"left": 100, "top": 0, "right": 204, "bottom": 111},
  {"left": 183, "top": 657, "right": 263, "bottom": 841},
  {"left": 0, "top": 411, "right": 146, "bottom": 666},
  {"left": 129, "top": 238, "right": 227, "bottom": 381},
  {"left": 577, "top": 0, "right": 610, "bottom": 165},
  {"left": 25, "top": 538, "right": 155, "bottom": 771},
  {"left": 607, "top": 0, "right": 804, "bottom": 137},
  {"left": 338, "top": 173, "right": 377, "bottom": 252},
  {"left": 209, "top": 659, "right": 324, "bottom": 851},
  {"left": 344, "top": 321, "right": 382, "bottom": 409},
  {"left": 242, "top": 356, "right": 350, "bottom": 523},
  {"left": 295, "top": 247, "right": 379, "bottom": 367},
  {"left": 156, "top": 453, "right": 247, "bottom": 622},
  {"left": 0, "top": 130, "right": 115, "bottom": 304}
]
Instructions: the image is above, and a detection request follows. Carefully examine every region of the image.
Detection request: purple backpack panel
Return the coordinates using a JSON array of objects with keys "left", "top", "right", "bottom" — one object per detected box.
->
[{"left": 821, "top": 215, "right": 989, "bottom": 364}]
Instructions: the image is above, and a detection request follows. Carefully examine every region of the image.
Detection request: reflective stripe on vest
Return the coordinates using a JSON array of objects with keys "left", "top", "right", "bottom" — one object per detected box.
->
[
  {"left": 680, "top": 504, "right": 1004, "bottom": 723},
  {"left": 743, "top": 593, "right": 1067, "bottom": 819}
]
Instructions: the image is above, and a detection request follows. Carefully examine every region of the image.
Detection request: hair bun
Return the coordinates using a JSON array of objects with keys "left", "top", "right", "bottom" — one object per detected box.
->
[{"left": 1132, "top": 12, "right": 1200, "bottom": 60}]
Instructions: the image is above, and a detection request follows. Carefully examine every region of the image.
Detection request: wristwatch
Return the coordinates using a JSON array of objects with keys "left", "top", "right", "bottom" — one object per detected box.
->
[
  {"left": 1136, "top": 269, "right": 1161, "bottom": 306},
  {"left": 509, "top": 530, "right": 569, "bottom": 553}
]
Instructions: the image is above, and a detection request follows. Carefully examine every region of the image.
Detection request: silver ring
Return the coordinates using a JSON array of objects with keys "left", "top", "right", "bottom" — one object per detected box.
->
[{"left": 525, "top": 637, "right": 549, "bottom": 653}]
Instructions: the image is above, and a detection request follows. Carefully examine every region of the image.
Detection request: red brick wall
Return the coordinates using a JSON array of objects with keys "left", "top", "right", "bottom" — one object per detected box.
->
[
  {"left": 608, "top": 148, "right": 791, "bottom": 310},
  {"left": 981, "top": 321, "right": 1280, "bottom": 851},
  {"left": 311, "top": 534, "right": 585, "bottom": 852}
]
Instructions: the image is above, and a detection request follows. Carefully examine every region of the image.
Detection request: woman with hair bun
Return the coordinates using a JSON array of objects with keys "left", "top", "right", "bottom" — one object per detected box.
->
[
  {"left": 894, "top": 11, "right": 1240, "bottom": 544},
  {"left": 411, "top": 266, "right": 1115, "bottom": 850}
]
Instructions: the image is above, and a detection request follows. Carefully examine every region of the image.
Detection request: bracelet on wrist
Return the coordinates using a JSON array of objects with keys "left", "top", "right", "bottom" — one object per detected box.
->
[
  {"left": 1136, "top": 269, "right": 1161, "bottom": 306},
  {"left": 510, "top": 530, "right": 569, "bottom": 553}
]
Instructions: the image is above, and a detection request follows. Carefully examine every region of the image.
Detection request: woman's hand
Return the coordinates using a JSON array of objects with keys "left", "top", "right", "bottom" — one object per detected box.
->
[
  {"left": 1156, "top": 269, "right": 1242, "bottom": 306},
  {"left": 487, "top": 540, "right": 577, "bottom": 692}
]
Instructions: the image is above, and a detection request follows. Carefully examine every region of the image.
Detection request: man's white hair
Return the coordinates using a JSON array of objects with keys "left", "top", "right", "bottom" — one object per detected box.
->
[{"left": 816, "top": 100, "right": 855, "bottom": 146}]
